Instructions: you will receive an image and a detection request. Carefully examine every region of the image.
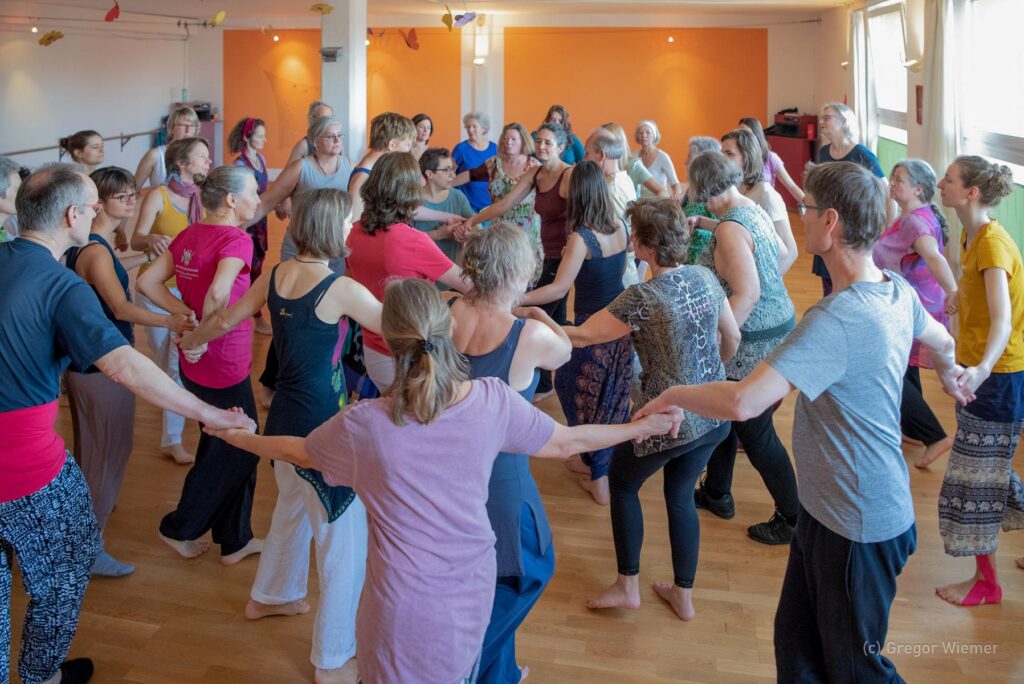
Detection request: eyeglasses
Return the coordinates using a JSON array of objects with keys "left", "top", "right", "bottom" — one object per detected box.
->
[
  {"left": 111, "top": 192, "right": 138, "bottom": 203},
  {"left": 819, "top": 114, "right": 841, "bottom": 122},
  {"left": 433, "top": 166, "right": 456, "bottom": 174},
  {"left": 80, "top": 202, "right": 103, "bottom": 214},
  {"left": 796, "top": 203, "right": 824, "bottom": 216},
  {"left": 320, "top": 134, "right": 344, "bottom": 142}
]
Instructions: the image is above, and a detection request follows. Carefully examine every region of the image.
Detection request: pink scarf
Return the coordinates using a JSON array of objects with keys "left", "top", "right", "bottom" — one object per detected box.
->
[{"left": 166, "top": 172, "right": 203, "bottom": 225}]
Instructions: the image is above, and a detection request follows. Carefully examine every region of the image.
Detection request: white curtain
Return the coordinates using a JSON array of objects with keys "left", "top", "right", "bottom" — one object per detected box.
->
[
  {"left": 848, "top": 9, "right": 879, "bottom": 152},
  {"left": 922, "top": 0, "right": 964, "bottom": 268}
]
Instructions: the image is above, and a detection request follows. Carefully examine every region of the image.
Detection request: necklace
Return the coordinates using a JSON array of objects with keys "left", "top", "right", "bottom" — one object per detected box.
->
[
  {"left": 294, "top": 257, "right": 329, "bottom": 265},
  {"left": 314, "top": 155, "right": 337, "bottom": 176}
]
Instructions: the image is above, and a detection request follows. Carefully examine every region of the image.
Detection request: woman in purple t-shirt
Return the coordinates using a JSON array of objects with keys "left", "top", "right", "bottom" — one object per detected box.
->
[
  {"left": 873, "top": 159, "right": 958, "bottom": 468},
  {"left": 138, "top": 165, "right": 264, "bottom": 566},
  {"left": 208, "top": 278, "right": 674, "bottom": 684}
]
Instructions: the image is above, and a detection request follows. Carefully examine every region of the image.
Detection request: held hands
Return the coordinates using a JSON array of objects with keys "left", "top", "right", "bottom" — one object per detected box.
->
[
  {"left": 168, "top": 311, "right": 198, "bottom": 336},
  {"left": 631, "top": 411, "right": 685, "bottom": 443},
  {"left": 203, "top": 406, "right": 257, "bottom": 437},
  {"left": 113, "top": 228, "right": 130, "bottom": 253},
  {"left": 147, "top": 234, "right": 173, "bottom": 257},
  {"left": 633, "top": 391, "right": 687, "bottom": 440},
  {"left": 950, "top": 365, "right": 988, "bottom": 404},
  {"left": 452, "top": 218, "right": 478, "bottom": 243},
  {"left": 944, "top": 290, "right": 959, "bottom": 316}
]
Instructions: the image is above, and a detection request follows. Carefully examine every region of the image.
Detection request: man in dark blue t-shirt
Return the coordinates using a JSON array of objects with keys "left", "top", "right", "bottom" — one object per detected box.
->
[{"left": 0, "top": 164, "right": 255, "bottom": 684}]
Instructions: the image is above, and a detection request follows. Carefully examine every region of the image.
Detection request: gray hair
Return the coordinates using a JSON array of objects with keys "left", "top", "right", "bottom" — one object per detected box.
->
[
  {"left": 307, "top": 116, "right": 342, "bottom": 146},
  {"left": 14, "top": 163, "right": 89, "bottom": 234},
  {"left": 688, "top": 136, "right": 721, "bottom": 157},
  {"left": 537, "top": 123, "right": 568, "bottom": 150},
  {"left": 822, "top": 102, "right": 859, "bottom": 144},
  {"left": 460, "top": 221, "right": 536, "bottom": 304},
  {"left": 635, "top": 119, "right": 661, "bottom": 145},
  {"left": 463, "top": 111, "right": 491, "bottom": 134},
  {"left": 194, "top": 165, "right": 254, "bottom": 212},
  {"left": 804, "top": 162, "right": 887, "bottom": 250},
  {"left": 0, "top": 156, "right": 19, "bottom": 198},
  {"left": 307, "top": 100, "right": 334, "bottom": 125},
  {"left": 688, "top": 151, "right": 742, "bottom": 203},
  {"left": 589, "top": 128, "right": 625, "bottom": 160}
]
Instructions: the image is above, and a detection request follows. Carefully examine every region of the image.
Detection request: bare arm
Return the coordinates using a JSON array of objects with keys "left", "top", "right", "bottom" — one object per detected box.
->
[
  {"left": 136, "top": 251, "right": 191, "bottom": 313},
  {"left": 202, "top": 430, "right": 313, "bottom": 468},
  {"left": 129, "top": 189, "right": 171, "bottom": 254},
  {"left": 642, "top": 177, "right": 668, "bottom": 198},
  {"left": 318, "top": 276, "right": 383, "bottom": 333},
  {"left": 468, "top": 166, "right": 540, "bottom": 227},
  {"left": 436, "top": 265, "right": 473, "bottom": 294},
  {"left": 202, "top": 257, "right": 247, "bottom": 319},
  {"left": 134, "top": 148, "right": 158, "bottom": 191},
  {"left": 913, "top": 235, "right": 958, "bottom": 301},
  {"left": 413, "top": 206, "right": 462, "bottom": 223},
  {"left": 717, "top": 298, "right": 741, "bottom": 363},
  {"left": 564, "top": 308, "right": 632, "bottom": 347},
  {"left": 773, "top": 215, "right": 798, "bottom": 274},
  {"left": 531, "top": 414, "right": 676, "bottom": 459},
  {"left": 515, "top": 308, "right": 573, "bottom": 371},
  {"left": 179, "top": 270, "right": 271, "bottom": 349},
  {"left": 714, "top": 222, "right": 761, "bottom": 327},
  {"left": 77, "top": 245, "right": 192, "bottom": 332},
  {"left": 247, "top": 160, "right": 302, "bottom": 226},
  {"left": 775, "top": 163, "right": 805, "bottom": 203},
  {"left": 519, "top": 234, "right": 586, "bottom": 305},
  {"left": 285, "top": 138, "right": 309, "bottom": 166},
  {"left": 956, "top": 268, "right": 1013, "bottom": 395},
  {"left": 915, "top": 314, "right": 972, "bottom": 404},
  {"left": 95, "top": 346, "right": 256, "bottom": 431}
]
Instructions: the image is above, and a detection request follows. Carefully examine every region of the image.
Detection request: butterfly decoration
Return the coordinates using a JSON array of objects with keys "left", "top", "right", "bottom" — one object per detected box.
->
[
  {"left": 400, "top": 28, "right": 419, "bottom": 50},
  {"left": 310, "top": 3, "right": 334, "bottom": 15},
  {"left": 442, "top": 3, "right": 477, "bottom": 31},
  {"left": 38, "top": 30, "right": 64, "bottom": 46},
  {"left": 211, "top": 10, "right": 227, "bottom": 27},
  {"left": 104, "top": 0, "right": 120, "bottom": 22},
  {"left": 442, "top": 4, "right": 454, "bottom": 31},
  {"left": 454, "top": 11, "right": 476, "bottom": 28}
]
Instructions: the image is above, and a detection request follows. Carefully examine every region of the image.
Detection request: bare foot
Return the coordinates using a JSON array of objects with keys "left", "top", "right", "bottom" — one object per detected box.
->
[
  {"left": 254, "top": 316, "right": 273, "bottom": 336},
  {"left": 159, "top": 532, "right": 210, "bottom": 559},
  {"left": 1016, "top": 557, "right": 1024, "bottom": 570},
  {"left": 258, "top": 384, "right": 274, "bottom": 410},
  {"left": 221, "top": 537, "right": 264, "bottom": 566},
  {"left": 579, "top": 475, "right": 610, "bottom": 506},
  {"left": 519, "top": 665, "right": 529, "bottom": 681},
  {"left": 586, "top": 575, "right": 641, "bottom": 610},
  {"left": 564, "top": 454, "right": 590, "bottom": 475},
  {"left": 935, "top": 576, "right": 1002, "bottom": 606},
  {"left": 915, "top": 436, "right": 953, "bottom": 469},
  {"left": 244, "top": 598, "right": 311, "bottom": 620},
  {"left": 314, "top": 658, "right": 359, "bottom": 684},
  {"left": 652, "top": 581, "right": 695, "bottom": 621},
  {"left": 161, "top": 443, "right": 195, "bottom": 465},
  {"left": 902, "top": 434, "right": 925, "bottom": 447}
]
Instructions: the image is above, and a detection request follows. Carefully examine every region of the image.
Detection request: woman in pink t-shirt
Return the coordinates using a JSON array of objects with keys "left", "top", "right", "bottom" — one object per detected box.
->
[
  {"left": 208, "top": 278, "right": 675, "bottom": 684},
  {"left": 345, "top": 151, "right": 471, "bottom": 388},
  {"left": 138, "top": 165, "right": 265, "bottom": 565}
]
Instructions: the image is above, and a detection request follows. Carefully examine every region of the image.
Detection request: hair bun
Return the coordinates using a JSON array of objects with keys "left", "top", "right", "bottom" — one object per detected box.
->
[
  {"left": 192, "top": 173, "right": 209, "bottom": 186},
  {"left": 58, "top": 137, "right": 70, "bottom": 151}
]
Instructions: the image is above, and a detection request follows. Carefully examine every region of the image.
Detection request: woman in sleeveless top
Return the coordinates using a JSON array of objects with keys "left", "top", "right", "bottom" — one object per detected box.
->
[
  {"left": 521, "top": 162, "right": 632, "bottom": 505},
  {"left": 444, "top": 223, "right": 571, "bottom": 683},
  {"left": 463, "top": 123, "right": 575, "bottom": 398},
  {"left": 454, "top": 123, "right": 543, "bottom": 279},
  {"left": 66, "top": 167, "right": 197, "bottom": 578},
  {"left": 134, "top": 106, "right": 200, "bottom": 190},
  {"left": 561, "top": 198, "right": 739, "bottom": 622},
  {"left": 690, "top": 152, "right": 801, "bottom": 547},
  {"left": 230, "top": 117, "right": 272, "bottom": 334},
  {"left": 348, "top": 112, "right": 417, "bottom": 221},
  {"left": 180, "top": 189, "right": 381, "bottom": 682},
  {"left": 130, "top": 137, "right": 212, "bottom": 466}
]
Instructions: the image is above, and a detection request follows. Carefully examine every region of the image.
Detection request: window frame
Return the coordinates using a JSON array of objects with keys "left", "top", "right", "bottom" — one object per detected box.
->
[{"left": 867, "top": 2, "right": 909, "bottom": 137}]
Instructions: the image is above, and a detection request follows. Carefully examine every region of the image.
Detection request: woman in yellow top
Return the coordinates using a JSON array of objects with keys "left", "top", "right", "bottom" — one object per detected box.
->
[
  {"left": 130, "top": 137, "right": 212, "bottom": 466},
  {"left": 935, "top": 155, "right": 1024, "bottom": 607}
]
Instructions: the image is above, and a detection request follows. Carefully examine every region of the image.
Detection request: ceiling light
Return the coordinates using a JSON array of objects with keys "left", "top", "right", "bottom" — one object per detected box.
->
[{"left": 668, "top": 36, "right": 674, "bottom": 43}]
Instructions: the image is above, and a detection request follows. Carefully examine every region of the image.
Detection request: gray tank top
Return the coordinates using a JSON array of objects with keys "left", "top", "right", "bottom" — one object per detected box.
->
[{"left": 282, "top": 156, "right": 354, "bottom": 275}]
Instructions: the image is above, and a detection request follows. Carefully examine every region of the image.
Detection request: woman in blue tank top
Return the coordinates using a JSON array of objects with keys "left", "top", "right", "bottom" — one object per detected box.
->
[
  {"left": 179, "top": 188, "right": 382, "bottom": 683},
  {"left": 520, "top": 161, "right": 633, "bottom": 506},
  {"left": 445, "top": 222, "right": 572, "bottom": 684}
]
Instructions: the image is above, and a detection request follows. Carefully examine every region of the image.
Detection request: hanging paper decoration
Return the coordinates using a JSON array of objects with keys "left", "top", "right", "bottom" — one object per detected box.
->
[
  {"left": 400, "top": 28, "right": 419, "bottom": 50},
  {"left": 441, "top": 4, "right": 453, "bottom": 31},
  {"left": 211, "top": 10, "right": 227, "bottom": 27},
  {"left": 38, "top": 30, "right": 64, "bottom": 46},
  {"left": 310, "top": 3, "right": 334, "bottom": 14},
  {"left": 454, "top": 11, "right": 476, "bottom": 28},
  {"left": 105, "top": 1, "right": 120, "bottom": 22}
]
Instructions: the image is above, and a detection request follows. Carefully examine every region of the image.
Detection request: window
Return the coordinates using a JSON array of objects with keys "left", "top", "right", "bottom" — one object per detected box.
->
[
  {"left": 961, "top": 0, "right": 1024, "bottom": 179},
  {"left": 868, "top": 3, "right": 909, "bottom": 144}
]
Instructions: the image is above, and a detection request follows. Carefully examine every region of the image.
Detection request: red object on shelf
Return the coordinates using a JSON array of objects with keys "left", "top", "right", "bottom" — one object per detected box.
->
[{"left": 767, "top": 134, "right": 816, "bottom": 210}]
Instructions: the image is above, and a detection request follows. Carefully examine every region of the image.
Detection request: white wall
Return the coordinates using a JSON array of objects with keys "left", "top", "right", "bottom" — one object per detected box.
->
[
  {"left": 812, "top": 6, "right": 849, "bottom": 110},
  {"left": 0, "top": 27, "right": 222, "bottom": 171}
]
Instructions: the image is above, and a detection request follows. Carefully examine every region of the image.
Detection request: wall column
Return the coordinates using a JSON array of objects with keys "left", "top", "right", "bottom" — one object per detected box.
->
[
  {"left": 322, "top": 0, "right": 368, "bottom": 159},
  {"left": 460, "top": 15, "right": 504, "bottom": 135}
]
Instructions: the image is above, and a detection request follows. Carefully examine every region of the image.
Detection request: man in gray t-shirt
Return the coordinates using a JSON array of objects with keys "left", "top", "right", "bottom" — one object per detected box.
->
[{"left": 635, "top": 162, "right": 969, "bottom": 683}]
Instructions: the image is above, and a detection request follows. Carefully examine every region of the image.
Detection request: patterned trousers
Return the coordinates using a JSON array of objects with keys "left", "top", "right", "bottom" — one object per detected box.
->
[
  {"left": 1, "top": 455, "right": 101, "bottom": 684},
  {"left": 938, "top": 405, "right": 1024, "bottom": 556}
]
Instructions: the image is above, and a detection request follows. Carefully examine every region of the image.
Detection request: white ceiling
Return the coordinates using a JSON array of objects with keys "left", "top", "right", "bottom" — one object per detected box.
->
[{"left": 0, "top": 0, "right": 845, "bottom": 22}]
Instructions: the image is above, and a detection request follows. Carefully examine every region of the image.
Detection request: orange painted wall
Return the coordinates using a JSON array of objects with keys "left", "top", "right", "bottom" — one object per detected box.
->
[
  {"left": 223, "top": 29, "right": 322, "bottom": 168},
  {"left": 504, "top": 27, "right": 768, "bottom": 179},
  {"left": 367, "top": 28, "right": 462, "bottom": 151}
]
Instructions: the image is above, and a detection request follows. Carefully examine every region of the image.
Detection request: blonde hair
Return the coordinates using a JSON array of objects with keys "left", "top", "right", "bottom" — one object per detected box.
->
[
  {"left": 166, "top": 107, "right": 200, "bottom": 141},
  {"left": 634, "top": 119, "right": 661, "bottom": 145},
  {"left": 382, "top": 279, "right": 469, "bottom": 426},
  {"left": 460, "top": 221, "right": 535, "bottom": 303},
  {"left": 194, "top": 165, "right": 253, "bottom": 212},
  {"left": 952, "top": 155, "right": 1015, "bottom": 207},
  {"left": 601, "top": 122, "right": 632, "bottom": 172},
  {"left": 498, "top": 123, "right": 535, "bottom": 158},
  {"left": 290, "top": 188, "right": 351, "bottom": 259},
  {"left": 369, "top": 112, "right": 416, "bottom": 151}
]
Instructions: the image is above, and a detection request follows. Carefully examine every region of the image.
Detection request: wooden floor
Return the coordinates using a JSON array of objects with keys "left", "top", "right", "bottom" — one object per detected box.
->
[{"left": 10, "top": 215, "right": 1024, "bottom": 683}]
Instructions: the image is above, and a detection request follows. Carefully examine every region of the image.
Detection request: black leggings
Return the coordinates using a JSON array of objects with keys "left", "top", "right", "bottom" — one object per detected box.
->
[
  {"left": 532, "top": 257, "right": 568, "bottom": 394},
  {"left": 900, "top": 365, "right": 946, "bottom": 446},
  {"left": 703, "top": 400, "right": 800, "bottom": 522},
  {"left": 610, "top": 423, "right": 730, "bottom": 588}
]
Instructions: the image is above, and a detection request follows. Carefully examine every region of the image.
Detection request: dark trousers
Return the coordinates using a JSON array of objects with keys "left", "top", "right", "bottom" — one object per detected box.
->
[
  {"left": 1, "top": 456, "right": 101, "bottom": 684},
  {"left": 610, "top": 423, "right": 730, "bottom": 588},
  {"left": 704, "top": 400, "right": 800, "bottom": 521},
  {"left": 478, "top": 505, "right": 556, "bottom": 683},
  {"left": 900, "top": 365, "right": 946, "bottom": 446},
  {"left": 160, "top": 376, "right": 260, "bottom": 556},
  {"left": 532, "top": 257, "right": 567, "bottom": 394},
  {"left": 775, "top": 508, "right": 915, "bottom": 684}
]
